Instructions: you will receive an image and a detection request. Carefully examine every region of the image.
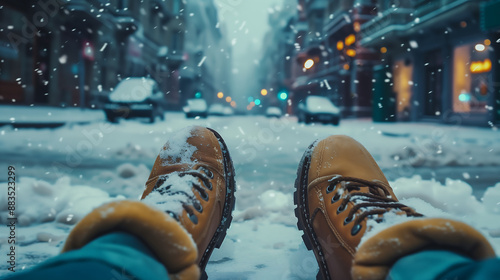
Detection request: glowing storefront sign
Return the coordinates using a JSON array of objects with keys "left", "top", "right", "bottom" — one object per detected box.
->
[{"left": 470, "top": 58, "right": 492, "bottom": 73}]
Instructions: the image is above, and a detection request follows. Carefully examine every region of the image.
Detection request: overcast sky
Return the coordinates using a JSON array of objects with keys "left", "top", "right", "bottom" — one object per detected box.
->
[{"left": 214, "top": 0, "right": 284, "bottom": 99}]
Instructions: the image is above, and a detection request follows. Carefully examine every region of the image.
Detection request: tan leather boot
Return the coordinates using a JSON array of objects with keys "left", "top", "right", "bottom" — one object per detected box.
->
[
  {"left": 294, "top": 135, "right": 421, "bottom": 280},
  {"left": 141, "top": 126, "right": 236, "bottom": 279}
]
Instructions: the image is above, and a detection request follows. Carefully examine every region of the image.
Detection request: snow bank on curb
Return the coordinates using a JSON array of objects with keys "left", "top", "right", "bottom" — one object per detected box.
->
[
  {"left": 0, "top": 163, "right": 152, "bottom": 227},
  {"left": 388, "top": 137, "right": 500, "bottom": 167},
  {"left": 392, "top": 175, "right": 483, "bottom": 214}
]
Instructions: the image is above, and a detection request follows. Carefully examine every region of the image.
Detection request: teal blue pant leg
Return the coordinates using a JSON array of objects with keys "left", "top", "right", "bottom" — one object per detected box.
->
[
  {"left": 2, "top": 232, "right": 170, "bottom": 280},
  {"left": 387, "top": 250, "right": 500, "bottom": 280}
]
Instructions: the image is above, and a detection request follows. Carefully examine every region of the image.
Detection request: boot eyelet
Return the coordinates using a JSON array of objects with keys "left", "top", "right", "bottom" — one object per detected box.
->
[
  {"left": 351, "top": 224, "right": 362, "bottom": 236},
  {"left": 189, "top": 213, "right": 198, "bottom": 224},
  {"left": 200, "top": 167, "right": 214, "bottom": 179},
  {"left": 331, "top": 193, "right": 340, "bottom": 203},
  {"left": 326, "top": 184, "right": 336, "bottom": 194},
  {"left": 200, "top": 191, "right": 209, "bottom": 201},
  {"left": 337, "top": 205, "right": 346, "bottom": 214},
  {"left": 344, "top": 216, "right": 353, "bottom": 225},
  {"left": 194, "top": 202, "right": 203, "bottom": 213},
  {"left": 203, "top": 180, "right": 213, "bottom": 191}
]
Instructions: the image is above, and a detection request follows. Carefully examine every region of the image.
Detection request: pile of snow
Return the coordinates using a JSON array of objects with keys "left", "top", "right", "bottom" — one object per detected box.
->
[
  {"left": 113, "top": 143, "right": 158, "bottom": 160},
  {"left": 159, "top": 126, "right": 198, "bottom": 165},
  {"left": 0, "top": 177, "right": 123, "bottom": 227},
  {"left": 390, "top": 141, "right": 500, "bottom": 167},
  {"left": 0, "top": 163, "right": 150, "bottom": 227},
  {"left": 90, "top": 163, "right": 150, "bottom": 198},
  {"left": 360, "top": 176, "right": 500, "bottom": 251}
]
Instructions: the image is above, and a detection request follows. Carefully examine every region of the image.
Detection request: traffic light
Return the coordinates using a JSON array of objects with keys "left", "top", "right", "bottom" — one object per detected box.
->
[
  {"left": 254, "top": 99, "right": 261, "bottom": 106},
  {"left": 195, "top": 92, "right": 202, "bottom": 98},
  {"left": 278, "top": 90, "right": 288, "bottom": 101}
]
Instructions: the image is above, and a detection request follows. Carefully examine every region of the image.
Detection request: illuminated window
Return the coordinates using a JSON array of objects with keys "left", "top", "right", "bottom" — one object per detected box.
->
[
  {"left": 345, "top": 34, "right": 356, "bottom": 46},
  {"left": 393, "top": 60, "right": 413, "bottom": 121},
  {"left": 337, "top": 41, "right": 344, "bottom": 51},
  {"left": 453, "top": 41, "right": 492, "bottom": 113}
]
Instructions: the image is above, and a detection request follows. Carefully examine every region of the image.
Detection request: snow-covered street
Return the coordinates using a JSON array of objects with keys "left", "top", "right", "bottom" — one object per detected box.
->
[{"left": 1, "top": 114, "right": 500, "bottom": 279}]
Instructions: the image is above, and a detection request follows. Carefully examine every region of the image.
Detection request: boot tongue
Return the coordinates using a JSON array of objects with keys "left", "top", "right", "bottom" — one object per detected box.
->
[{"left": 142, "top": 172, "right": 198, "bottom": 216}]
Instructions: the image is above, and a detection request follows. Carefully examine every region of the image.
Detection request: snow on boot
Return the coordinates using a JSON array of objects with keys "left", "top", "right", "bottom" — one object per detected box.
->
[
  {"left": 62, "top": 200, "right": 200, "bottom": 280},
  {"left": 294, "top": 135, "right": 422, "bottom": 280},
  {"left": 352, "top": 217, "right": 496, "bottom": 280},
  {"left": 141, "top": 126, "right": 236, "bottom": 279}
]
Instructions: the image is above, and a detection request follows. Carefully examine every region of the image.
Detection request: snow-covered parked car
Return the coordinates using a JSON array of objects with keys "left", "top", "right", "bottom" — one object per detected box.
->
[
  {"left": 222, "top": 106, "right": 234, "bottom": 116},
  {"left": 104, "top": 77, "right": 166, "bottom": 123},
  {"left": 184, "top": 99, "right": 208, "bottom": 118},
  {"left": 208, "top": 104, "right": 225, "bottom": 116},
  {"left": 298, "top": 95, "right": 341, "bottom": 125},
  {"left": 265, "top": 106, "right": 282, "bottom": 118}
]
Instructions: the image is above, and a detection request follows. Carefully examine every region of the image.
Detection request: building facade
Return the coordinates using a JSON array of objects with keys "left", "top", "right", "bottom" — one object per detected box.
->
[
  {"left": 179, "top": 0, "right": 232, "bottom": 107},
  {"left": 260, "top": 0, "right": 378, "bottom": 117},
  {"left": 0, "top": 0, "right": 189, "bottom": 109},
  {"left": 359, "top": 0, "right": 500, "bottom": 125},
  {"left": 258, "top": 0, "right": 299, "bottom": 113},
  {"left": 260, "top": 0, "right": 500, "bottom": 126}
]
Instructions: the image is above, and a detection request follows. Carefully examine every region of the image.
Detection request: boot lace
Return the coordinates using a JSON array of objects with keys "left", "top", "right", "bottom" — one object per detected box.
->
[
  {"left": 146, "top": 166, "right": 214, "bottom": 225},
  {"left": 326, "top": 175, "right": 423, "bottom": 236}
]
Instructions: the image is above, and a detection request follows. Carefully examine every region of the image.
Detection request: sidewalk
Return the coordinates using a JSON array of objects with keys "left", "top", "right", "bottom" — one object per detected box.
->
[{"left": 0, "top": 105, "right": 106, "bottom": 128}]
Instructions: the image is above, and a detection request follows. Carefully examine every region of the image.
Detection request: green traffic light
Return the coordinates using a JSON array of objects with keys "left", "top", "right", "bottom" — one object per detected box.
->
[
  {"left": 255, "top": 99, "right": 261, "bottom": 106},
  {"left": 278, "top": 91, "right": 288, "bottom": 100},
  {"left": 195, "top": 92, "right": 202, "bottom": 98}
]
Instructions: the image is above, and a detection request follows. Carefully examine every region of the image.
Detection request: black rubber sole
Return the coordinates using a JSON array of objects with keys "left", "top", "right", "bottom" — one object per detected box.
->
[
  {"left": 293, "top": 140, "right": 331, "bottom": 280},
  {"left": 199, "top": 128, "right": 236, "bottom": 279}
]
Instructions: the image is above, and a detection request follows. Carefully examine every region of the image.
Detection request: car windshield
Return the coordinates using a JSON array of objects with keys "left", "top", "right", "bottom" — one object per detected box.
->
[
  {"left": 306, "top": 96, "right": 338, "bottom": 113},
  {"left": 109, "top": 78, "right": 156, "bottom": 102}
]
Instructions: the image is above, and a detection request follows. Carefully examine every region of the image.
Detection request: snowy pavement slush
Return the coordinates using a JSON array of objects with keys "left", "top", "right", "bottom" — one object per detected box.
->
[{"left": 1, "top": 113, "right": 500, "bottom": 279}]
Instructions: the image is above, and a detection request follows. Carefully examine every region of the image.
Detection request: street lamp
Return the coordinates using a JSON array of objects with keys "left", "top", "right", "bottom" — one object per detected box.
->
[
  {"left": 475, "top": 43, "right": 486, "bottom": 52},
  {"left": 304, "top": 59, "right": 315, "bottom": 70},
  {"left": 217, "top": 92, "right": 224, "bottom": 98},
  {"left": 261, "top": 89, "right": 268, "bottom": 96}
]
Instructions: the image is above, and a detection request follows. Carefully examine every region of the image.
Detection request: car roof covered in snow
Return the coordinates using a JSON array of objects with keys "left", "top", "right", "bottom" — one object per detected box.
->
[
  {"left": 109, "top": 77, "right": 157, "bottom": 102},
  {"left": 187, "top": 99, "right": 208, "bottom": 111},
  {"left": 306, "top": 96, "right": 340, "bottom": 114},
  {"left": 266, "top": 106, "right": 282, "bottom": 115}
]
